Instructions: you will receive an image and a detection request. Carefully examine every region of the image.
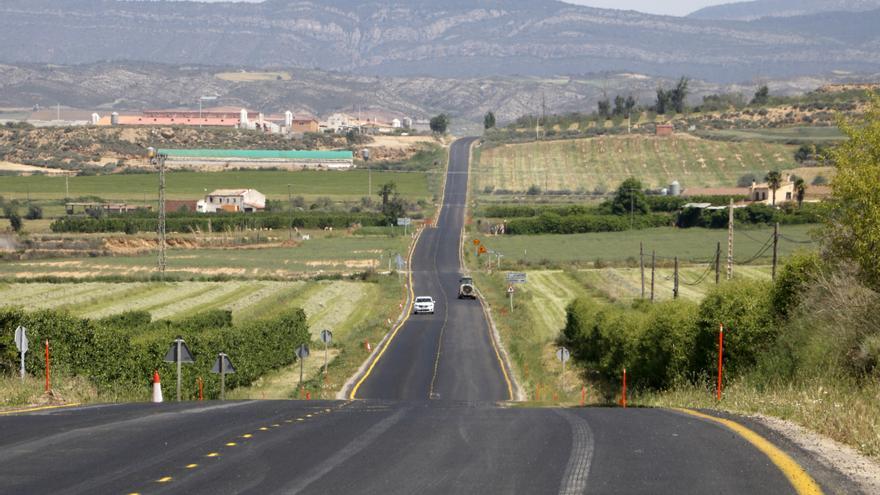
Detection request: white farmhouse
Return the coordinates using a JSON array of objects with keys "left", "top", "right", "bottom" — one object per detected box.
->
[{"left": 199, "top": 189, "right": 266, "bottom": 213}]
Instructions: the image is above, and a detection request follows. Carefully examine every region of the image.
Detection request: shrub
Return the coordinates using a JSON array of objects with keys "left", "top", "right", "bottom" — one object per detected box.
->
[
  {"left": 692, "top": 280, "right": 775, "bottom": 377},
  {"left": 25, "top": 205, "right": 43, "bottom": 220},
  {"left": 770, "top": 252, "right": 822, "bottom": 320}
]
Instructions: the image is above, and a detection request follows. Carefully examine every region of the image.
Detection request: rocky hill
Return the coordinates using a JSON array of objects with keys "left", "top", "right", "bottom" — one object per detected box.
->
[
  {"left": 1, "top": 0, "right": 879, "bottom": 82},
  {"left": 689, "top": 0, "right": 880, "bottom": 21}
]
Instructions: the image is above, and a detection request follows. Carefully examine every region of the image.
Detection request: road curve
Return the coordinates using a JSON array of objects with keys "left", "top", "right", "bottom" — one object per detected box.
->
[
  {"left": 353, "top": 137, "right": 511, "bottom": 402},
  {"left": 0, "top": 138, "right": 858, "bottom": 495}
]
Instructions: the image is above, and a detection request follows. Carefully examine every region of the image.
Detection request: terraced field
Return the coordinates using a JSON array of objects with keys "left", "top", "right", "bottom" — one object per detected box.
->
[{"left": 474, "top": 135, "right": 798, "bottom": 194}]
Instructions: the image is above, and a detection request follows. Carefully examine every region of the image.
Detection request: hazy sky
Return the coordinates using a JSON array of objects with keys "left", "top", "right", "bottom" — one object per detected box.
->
[
  {"left": 564, "top": 1, "right": 735, "bottom": 17},
  {"left": 191, "top": 0, "right": 737, "bottom": 17}
]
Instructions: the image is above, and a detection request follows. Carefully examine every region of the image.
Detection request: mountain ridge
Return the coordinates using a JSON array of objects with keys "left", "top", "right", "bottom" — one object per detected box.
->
[
  {"left": 0, "top": 0, "right": 879, "bottom": 82},
  {"left": 689, "top": 0, "right": 880, "bottom": 21}
]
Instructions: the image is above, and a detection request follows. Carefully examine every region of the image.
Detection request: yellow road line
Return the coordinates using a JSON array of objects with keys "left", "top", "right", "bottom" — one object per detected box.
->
[
  {"left": 349, "top": 226, "right": 421, "bottom": 399},
  {"left": 674, "top": 408, "right": 823, "bottom": 495},
  {"left": 0, "top": 402, "right": 82, "bottom": 415}
]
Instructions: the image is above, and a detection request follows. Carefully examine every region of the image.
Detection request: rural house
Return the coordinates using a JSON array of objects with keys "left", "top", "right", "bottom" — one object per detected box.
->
[
  {"left": 198, "top": 189, "right": 266, "bottom": 213},
  {"left": 750, "top": 176, "right": 795, "bottom": 205}
]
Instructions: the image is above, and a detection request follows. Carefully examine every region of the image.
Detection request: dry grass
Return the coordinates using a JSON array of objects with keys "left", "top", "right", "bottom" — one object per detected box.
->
[
  {"left": 0, "top": 373, "right": 99, "bottom": 409},
  {"left": 636, "top": 377, "right": 880, "bottom": 460}
]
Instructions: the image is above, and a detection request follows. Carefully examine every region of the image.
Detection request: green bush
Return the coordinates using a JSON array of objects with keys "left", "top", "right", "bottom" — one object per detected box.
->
[
  {"left": 632, "top": 301, "right": 700, "bottom": 389},
  {"left": 506, "top": 212, "right": 669, "bottom": 235},
  {"left": 692, "top": 280, "right": 775, "bottom": 377},
  {"left": 770, "top": 252, "right": 823, "bottom": 320},
  {"left": 0, "top": 306, "right": 309, "bottom": 399}
]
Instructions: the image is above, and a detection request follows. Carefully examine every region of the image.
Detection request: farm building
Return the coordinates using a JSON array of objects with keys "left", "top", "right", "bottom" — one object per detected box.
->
[
  {"left": 198, "top": 189, "right": 266, "bottom": 213},
  {"left": 750, "top": 176, "right": 795, "bottom": 205},
  {"left": 655, "top": 124, "right": 674, "bottom": 137},
  {"left": 157, "top": 149, "right": 354, "bottom": 170}
]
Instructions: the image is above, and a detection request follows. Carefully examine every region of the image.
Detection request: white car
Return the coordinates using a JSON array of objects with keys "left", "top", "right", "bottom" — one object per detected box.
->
[{"left": 413, "top": 296, "right": 435, "bottom": 314}]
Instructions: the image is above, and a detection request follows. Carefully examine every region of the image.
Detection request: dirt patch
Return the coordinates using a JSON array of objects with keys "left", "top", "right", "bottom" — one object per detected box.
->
[
  {"left": 0, "top": 161, "right": 69, "bottom": 175},
  {"left": 753, "top": 414, "right": 880, "bottom": 494},
  {"left": 305, "top": 259, "right": 377, "bottom": 268}
]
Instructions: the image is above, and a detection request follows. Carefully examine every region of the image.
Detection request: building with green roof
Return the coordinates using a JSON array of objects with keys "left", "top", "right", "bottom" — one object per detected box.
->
[{"left": 158, "top": 149, "right": 354, "bottom": 170}]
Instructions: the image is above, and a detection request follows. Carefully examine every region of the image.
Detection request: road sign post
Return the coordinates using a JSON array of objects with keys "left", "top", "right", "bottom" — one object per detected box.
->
[
  {"left": 320, "top": 330, "right": 333, "bottom": 375},
  {"left": 164, "top": 337, "right": 194, "bottom": 401},
  {"left": 556, "top": 347, "right": 570, "bottom": 389},
  {"left": 507, "top": 285, "right": 515, "bottom": 312},
  {"left": 14, "top": 326, "right": 28, "bottom": 381},
  {"left": 397, "top": 217, "right": 411, "bottom": 236},
  {"left": 296, "top": 344, "right": 310, "bottom": 389},
  {"left": 211, "top": 353, "right": 236, "bottom": 400}
]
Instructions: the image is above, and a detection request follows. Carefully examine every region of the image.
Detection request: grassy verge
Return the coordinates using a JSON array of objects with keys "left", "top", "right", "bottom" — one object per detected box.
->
[{"left": 0, "top": 373, "right": 99, "bottom": 410}]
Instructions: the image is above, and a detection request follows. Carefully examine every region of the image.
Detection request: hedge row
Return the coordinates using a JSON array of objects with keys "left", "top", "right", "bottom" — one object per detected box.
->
[
  {"left": 677, "top": 203, "right": 822, "bottom": 229},
  {"left": 506, "top": 212, "right": 671, "bottom": 235},
  {"left": 0, "top": 307, "right": 310, "bottom": 400},
  {"left": 50, "top": 211, "right": 388, "bottom": 234},
  {"left": 562, "top": 279, "right": 779, "bottom": 391}
]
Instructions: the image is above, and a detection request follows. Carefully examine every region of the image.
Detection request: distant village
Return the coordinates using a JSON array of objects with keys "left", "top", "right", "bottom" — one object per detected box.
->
[{"left": 23, "top": 104, "right": 431, "bottom": 136}]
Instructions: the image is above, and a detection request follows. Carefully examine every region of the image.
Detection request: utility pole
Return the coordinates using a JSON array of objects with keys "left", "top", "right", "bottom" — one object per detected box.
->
[
  {"left": 541, "top": 92, "right": 546, "bottom": 140},
  {"left": 65, "top": 174, "right": 69, "bottom": 201},
  {"left": 651, "top": 250, "right": 656, "bottom": 302},
  {"left": 640, "top": 242, "right": 645, "bottom": 299},
  {"left": 727, "top": 198, "right": 734, "bottom": 280},
  {"left": 148, "top": 147, "right": 167, "bottom": 280},
  {"left": 772, "top": 222, "right": 779, "bottom": 280},
  {"left": 630, "top": 192, "right": 635, "bottom": 230},
  {"left": 287, "top": 184, "right": 293, "bottom": 241},
  {"left": 715, "top": 241, "right": 721, "bottom": 285},
  {"left": 673, "top": 256, "right": 679, "bottom": 299}
]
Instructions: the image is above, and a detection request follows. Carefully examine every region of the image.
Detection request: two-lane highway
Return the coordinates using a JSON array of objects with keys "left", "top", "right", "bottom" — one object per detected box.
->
[
  {"left": 0, "top": 138, "right": 859, "bottom": 494},
  {"left": 351, "top": 137, "right": 511, "bottom": 402}
]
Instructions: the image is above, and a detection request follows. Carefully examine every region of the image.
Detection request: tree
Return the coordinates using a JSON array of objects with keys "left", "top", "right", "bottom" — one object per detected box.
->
[
  {"left": 611, "top": 178, "right": 649, "bottom": 216},
  {"left": 825, "top": 93, "right": 880, "bottom": 288},
  {"left": 378, "top": 181, "right": 397, "bottom": 207},
  {"left": 669, "top": 77, "right": 690, "bottom": 114},
  {"left": 751, "top": 85, "right": 770, "bottom": 106},
  {"left": 655, "top": 88, "right": 671, "bottom": 115},
  {"left": 429, "top": 114, "right": 449, "bottom": 134},
  {"left": 483, "top": 111, "right": 496, "bottom": 130},
  {"left": 25, "top": 205, "right": 42, "bottom": 220},
  {"left": 597, "top": 99, "right": 611, "bottom": 119},
  {"left": 613, "top": 95, "right": 626, "bottom": 117},
  {"left": 624, "top": 96, "right": 637, "bottom": 118},
  {"left": 8, "top": 212, "right": 22, "bottom": 232},
  {"left": 794, "top": 177, "right": 807, "bottom": 207},
  {"left": 765, "top": 170, "right": 783, "bottom": 206}
]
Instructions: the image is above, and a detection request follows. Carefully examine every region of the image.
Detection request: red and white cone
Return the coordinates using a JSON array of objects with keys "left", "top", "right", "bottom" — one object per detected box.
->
[{"left": 152, "top": 370, "right": 163, "bottom": 403}]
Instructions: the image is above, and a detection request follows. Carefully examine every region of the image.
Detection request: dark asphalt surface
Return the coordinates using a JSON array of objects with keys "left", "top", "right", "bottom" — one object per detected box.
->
[
  {"left": 355, "top": 136, "right": 510, "bottom": 402},
  {"left": 0, "top": 138, "right": 857, "bottom": 494}
]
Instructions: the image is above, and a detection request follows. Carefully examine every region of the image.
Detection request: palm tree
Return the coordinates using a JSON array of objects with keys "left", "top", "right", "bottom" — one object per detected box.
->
[
  {"left": 795, "top": 178, "right": 807, "bottom": 207},
  {"left": 765, "top": 170, "right": 782, "bottom": 206}
]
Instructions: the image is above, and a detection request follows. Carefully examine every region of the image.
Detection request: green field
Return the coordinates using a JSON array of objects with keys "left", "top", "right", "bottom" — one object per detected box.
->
[
  {"left": 467, "top": 225, "right": 818, "bottom": 267},
  {"left": 474, "top": 135, "right": 798, "bottom": 194},
  {"left": 0, "top": 234, "right": 411, "bottom": 280},
  {"left": 701, "top": 127, "right": 845, "bottom": 143},
  {"left": 0, "top": 169, "right": 432, "bottom": 202}
]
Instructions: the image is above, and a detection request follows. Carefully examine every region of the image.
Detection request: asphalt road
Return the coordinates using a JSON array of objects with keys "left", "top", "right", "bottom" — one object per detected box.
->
[
  {"left": 353, "top": 136, "right": 511, "bottom": 402},
  {"left": 0, "top": 138, "right": 858, "bottom": 494}
]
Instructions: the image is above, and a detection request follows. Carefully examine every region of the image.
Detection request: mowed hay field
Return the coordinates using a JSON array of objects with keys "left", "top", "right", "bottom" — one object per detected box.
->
[
  {"left": 0, "top": 235, "right": 411, "bottom": 279},
  {"left": 0, "top": 279, "right": 376, "bottom": 326},
  {"left": 0, "top": 169, "right": 431, "bottom": 202},
  {"left": 469, "top": 225, "right": 817, "bottom": 266},
  {"left": 474, "top": 135, "right": 798, "bottom": 193}
]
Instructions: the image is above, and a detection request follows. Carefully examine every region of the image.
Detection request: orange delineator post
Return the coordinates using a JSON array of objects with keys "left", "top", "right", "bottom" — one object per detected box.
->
[
  {"left": 198, "top": 377, "right": 204, "bottom": 401},
  {"left": 717, "top": 324, "right": 724, "bottom": 402},
  {"left": 621, "top": 368, "right": 627, "bottom": 408},
  {"left": 581, "top": 386, "right": 586, "bottom": 407},
  {"left": 44, "top": 340, "right": 50, "bottom": 393}
]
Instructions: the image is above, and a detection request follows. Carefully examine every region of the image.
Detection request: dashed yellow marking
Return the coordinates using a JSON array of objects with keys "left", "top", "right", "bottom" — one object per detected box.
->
[
  {"left": 225, "top": 442, "right": 237, "bottom": 447},
  {"left": 306, "top": 414, "right": 312, "bottom": 418},
  {"left": 206, "top": 452, "right": 220, "bottom": 458},
  {"left": 284, "top": 419, "right": 293, "bottom": 423},
  {"left": 156, "top": 476, "right": 173, "bottom": 483},
  {"left": 185, "top": 464, "right": 198, "bottom": 469},
  {"left": 675, "top": 409, "right": 823, "bottom": 495},
  {"left": 259, "top": 427, "right": 269, "bottom": 431},
  {"left": 272, "top": 423, "right": 280, "bottom": 427},
  {"left": 325, "top": 408, "right": 332, "bottom": 413},
  {"left": 297, "top": 418, "right": 304, "bottom": 422},
  {"left": 242, "top": 434, "right": 253, "bottom": 438}
]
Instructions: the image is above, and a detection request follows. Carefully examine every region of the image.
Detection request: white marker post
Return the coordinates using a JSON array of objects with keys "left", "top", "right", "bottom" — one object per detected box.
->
[
  {"left": 556, "top": 347, "right": 571, "bottom": 390},
  {"left": 14, "top": 326, "right": 28, "bottom": 381},
  {"left": 320, "top": 330, "right": 333, "bottom": 375}
]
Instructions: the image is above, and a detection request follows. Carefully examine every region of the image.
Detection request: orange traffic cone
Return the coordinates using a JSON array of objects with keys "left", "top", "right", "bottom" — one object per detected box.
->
[{"left": 152, "top": 370, "right": 163, "bottom": 403}]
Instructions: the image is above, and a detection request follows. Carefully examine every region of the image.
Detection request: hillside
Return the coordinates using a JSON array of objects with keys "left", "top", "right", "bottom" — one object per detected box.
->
[
  {"left": 1, "top": 0, "right": 880, "bottom": 81},
  {"left": 690, "top": 0, "right": 880, "bottom": 21}
]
